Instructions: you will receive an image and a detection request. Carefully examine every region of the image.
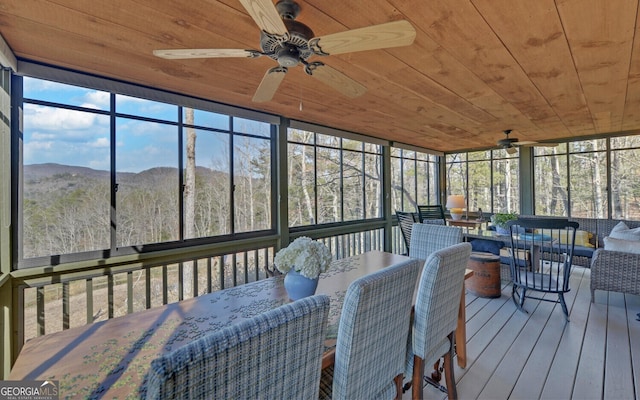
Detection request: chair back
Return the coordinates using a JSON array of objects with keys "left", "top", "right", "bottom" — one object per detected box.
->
[
  {"left": 508, "top": 218, "right": 578, "bottom": 293},
  {"left": 143, "top": 295, "right": 330, "bottom": 400},
  {"left": 409, "top": 223, "right": 463, "bottom": 261},
  {"left": 396, "top": 211, "right": 417, "bottom": 250},
  {"left": 411, "top": 242, "right": 472, "bottom": 365},
  {"left": 417, "top": 204, "right": 446, "bottom": 223},
  {"left": 507, "top": 218, "right": 579, "bottom": 319},
  {"left": 331, "top": 259, "right": 421, "bottom": 399}
]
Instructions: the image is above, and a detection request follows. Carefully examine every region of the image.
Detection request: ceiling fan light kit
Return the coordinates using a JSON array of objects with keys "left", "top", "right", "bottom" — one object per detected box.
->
[{"left": 154, "top": 0, "right": 416, "bottom": 102}]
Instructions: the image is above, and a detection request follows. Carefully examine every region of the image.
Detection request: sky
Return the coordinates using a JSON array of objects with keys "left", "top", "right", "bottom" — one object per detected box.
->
[{"left": 22, "top": 77, "right": 270, "bottom": 173}]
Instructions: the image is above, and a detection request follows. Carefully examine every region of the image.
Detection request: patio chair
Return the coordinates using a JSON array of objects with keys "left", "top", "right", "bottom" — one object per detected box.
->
[
  {"left": 397, "top": 211, "right": 418, "bottom": 252},
  {"left": 417, "top": 204, "right": 446, "bottom": 224},
  {"left": 406, "top": 242, "right": 472, "bottom": 400},
  {"left": 507, "top": 218, "right": 579, "bottom": 321},
  {"left": 143, "top": 294, "right": 330, "bottom": 400},
  {"left": 319, "top": 258, "right": 421, "bottom": 399},
  {"left": 409, "top": 223, "right": 463, "bottom": 261}
]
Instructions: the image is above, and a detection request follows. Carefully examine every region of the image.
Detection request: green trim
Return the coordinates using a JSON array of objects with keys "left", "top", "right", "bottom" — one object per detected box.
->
[
  {"left": 382, "top": 145, "right": 393, "bottom": 252},
  {"left": 11, "top": 236, "right": 279, "bottom": 286}
]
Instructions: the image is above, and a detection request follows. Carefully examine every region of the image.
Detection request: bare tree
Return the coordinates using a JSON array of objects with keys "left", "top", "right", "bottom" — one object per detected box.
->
[{"left": 183, "top": 108, "right": 196, "bottom": 297}]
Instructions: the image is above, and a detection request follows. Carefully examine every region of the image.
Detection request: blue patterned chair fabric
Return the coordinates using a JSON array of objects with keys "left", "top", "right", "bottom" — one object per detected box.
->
[
  {"left": 319, "top": 259, "right": 422, "bottom": 399},
  {"left": 143, "top": 294, "right": 330, "bottom": 400},
  {"left": 409, "top": 223, "right": 463, "bottom": 261},
  {"left": 406, "top": 242, "right": 472, "bottom": 400}
]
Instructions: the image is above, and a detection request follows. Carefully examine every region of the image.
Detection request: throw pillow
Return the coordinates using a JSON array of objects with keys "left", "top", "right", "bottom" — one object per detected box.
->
[
  {"left": 609, "top": 221, "right": 640, "bottom": 241},
  {"left": 546, "top": 229, "right": 594, "bottom": 248},
  {"left": 603, "top": 236, "right": 640, "bottom": 255}
]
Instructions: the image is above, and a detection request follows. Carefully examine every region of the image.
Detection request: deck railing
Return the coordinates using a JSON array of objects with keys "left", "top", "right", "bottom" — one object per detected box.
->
[{"left": 12, "top": 222, "right": 404, "bottom": 355}]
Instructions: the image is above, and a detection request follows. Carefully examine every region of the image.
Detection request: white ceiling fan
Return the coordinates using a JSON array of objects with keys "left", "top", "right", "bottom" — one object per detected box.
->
[
  {"left": 153, "top": 0, "right": 417, "bottom": 102},
  {"left": 497, "top": 129, "right": 557, "bottom": 154}
]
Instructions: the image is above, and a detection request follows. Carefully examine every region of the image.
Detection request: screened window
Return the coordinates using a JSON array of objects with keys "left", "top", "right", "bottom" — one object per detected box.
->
[
  {"left": 115, "top": 115, "right": 180, "bottom": 247},
  {"left": 610, "top": 136, "right": 640, "bottom": 219},
  {"left": 568, "top": 140, "right": 607, "bottom": 218},
  {"left": 534, "top": 141, "right": 610, "bottom": 218},
  {"left": 445, "top": 149, "right": 519, "bottom": 214},
  {"left": 22, "top": 86, "right": 111, "bottom": 259},
  {"left": 287, "top": 128, "right": 382, "bottom": 227},
  {"left": 20, "top": 77, "right": 274, "bottom": 265},
  {"left": 491, "top": 149, "right": 519, "bottom": 213},
  {"left": 391, "top": 147, "right": 439, "bottom": 212}
]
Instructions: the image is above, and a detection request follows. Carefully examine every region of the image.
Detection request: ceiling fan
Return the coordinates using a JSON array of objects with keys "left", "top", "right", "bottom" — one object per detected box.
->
[
  {"left": 497, "top": 129, "right": 557, "bottom": 154},
  {"left": 153, "top": 0, "right": 416, "bottom": 102}
]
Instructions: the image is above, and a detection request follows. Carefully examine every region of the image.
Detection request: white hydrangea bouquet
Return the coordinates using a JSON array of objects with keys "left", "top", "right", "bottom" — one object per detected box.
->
[{"left": 274, "top": 236, "right": 332, "bottom": 279}]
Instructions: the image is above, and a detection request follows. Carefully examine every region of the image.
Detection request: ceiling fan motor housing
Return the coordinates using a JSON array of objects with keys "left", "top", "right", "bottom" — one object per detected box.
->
[
  {"left": 276, "top": 45, "right": 301, "bottom": 67},
  {"left": 260, "top": 19, "right": 314, "bottom": 63},
  {"left": 498, "top": 138, "right": 518, "bottom": 147}
]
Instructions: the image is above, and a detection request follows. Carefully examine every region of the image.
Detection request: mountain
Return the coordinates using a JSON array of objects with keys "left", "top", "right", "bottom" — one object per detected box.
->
[
  {"left": 24, "top": 163, "right": 109, "bottom": 182},
  {"left": 23, "top": 164, "right": 228, "bottom": 202}
]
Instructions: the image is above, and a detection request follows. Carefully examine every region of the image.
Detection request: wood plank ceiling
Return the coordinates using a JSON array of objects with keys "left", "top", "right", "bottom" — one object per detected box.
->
[{"left": 1, "top": 0, "right": 639, "bottom": 152}]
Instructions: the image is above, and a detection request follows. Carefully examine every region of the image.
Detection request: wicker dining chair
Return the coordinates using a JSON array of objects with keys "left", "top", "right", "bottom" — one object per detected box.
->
[
  {"left": 409, "top": 223, "right": 463, "bottom": 261},
  {"left": 406, "top": 242, "right": 472, "bottom": 400},
  {"left": 143, "top": 295, "right": 330, "bottom": 400},
  {"left": 319, "top": 258, "right": 421, "bottom": 399}
]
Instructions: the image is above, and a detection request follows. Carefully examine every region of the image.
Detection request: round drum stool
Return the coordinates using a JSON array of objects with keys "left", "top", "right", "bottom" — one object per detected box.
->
[{"left": 466, "top": 252, "right": 501, "bottom": 298}]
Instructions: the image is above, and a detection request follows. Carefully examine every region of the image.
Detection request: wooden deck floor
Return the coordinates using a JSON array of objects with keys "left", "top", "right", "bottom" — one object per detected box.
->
[{"left": 410, "top": 266, "right": 640, "bottom": 400}]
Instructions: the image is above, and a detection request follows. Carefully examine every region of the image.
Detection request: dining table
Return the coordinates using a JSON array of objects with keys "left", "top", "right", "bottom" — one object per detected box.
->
[{"left": 8, "top": 251, "right": 471, "bottom": 399}]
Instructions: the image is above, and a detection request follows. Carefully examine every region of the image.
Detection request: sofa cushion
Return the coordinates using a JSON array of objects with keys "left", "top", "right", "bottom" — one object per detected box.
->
[
  {"left": 537, "top": 244, "right": 594, "bottom": 258},
  {"left": 603, "top": 236, "right": 640, "bottom": 255},
  {"left": 543, "top": 229, "right": 595, "bottom": 248},
  {"left": 610, "top": 221, "right": 640, "bottom": 241},
  {"left": 520, "top": 232, "right": 553, "bottom": 241},
  {"left": 470, "top": 239, "right": 503, "bottom": 255},
  {"left": 572, "top": 245, "right": 596, "bottom": 258},
  {"left": 499, "top": 248, "right": 530, "bottom": 267}
]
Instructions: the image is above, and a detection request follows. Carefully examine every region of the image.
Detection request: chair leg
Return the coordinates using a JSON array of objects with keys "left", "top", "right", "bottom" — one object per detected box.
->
[
  {"left": 511, "top": 285, "right": 528, "bottom": 313},
  {"left": 431, "top": 360, "right": 441, "bottom": 382},
  {"left": 443, "top": 333, "right": 457, "bottom": 400},
  {"left": 558, "top": 292, "right": 570, "bottom": 321},
  {"left": 412, "top": 355, "right": 425, "bottom": 400},
  {"left": 394, "top": 374, "right": 403, "bottom": 400}
]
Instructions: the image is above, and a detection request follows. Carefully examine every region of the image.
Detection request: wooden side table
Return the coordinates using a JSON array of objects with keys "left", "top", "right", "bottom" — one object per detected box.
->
[{"left": 466, "top": 252, "right": 501, "bottom": 298}]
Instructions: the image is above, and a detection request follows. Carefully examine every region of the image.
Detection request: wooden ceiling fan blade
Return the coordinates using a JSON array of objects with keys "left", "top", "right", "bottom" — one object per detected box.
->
[
  {"left": 512, "top": 140, "right": 537, "bottom": 146},
  {"left": 253, "top": 67, "right": 287, "bottom": 102},
  {"left": 514, "top": 141, "right": 558, "bottom": 147},
  {"left": 310, "top": 20, "right": 416, "bottom": 56},
  {"left": 309, "top": 64, "right": 366, "bottom": 98},
  {"left": 239, "top": 0, "right": 288, "bottom": 36},
  {"left": 153, "top": 49, "right": 256, "bottom": 59}
]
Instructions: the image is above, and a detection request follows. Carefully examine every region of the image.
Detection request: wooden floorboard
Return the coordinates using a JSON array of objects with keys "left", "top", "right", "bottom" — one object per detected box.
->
[{"left": 404, "top": 265, "right": 640, "bottom": 400}]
